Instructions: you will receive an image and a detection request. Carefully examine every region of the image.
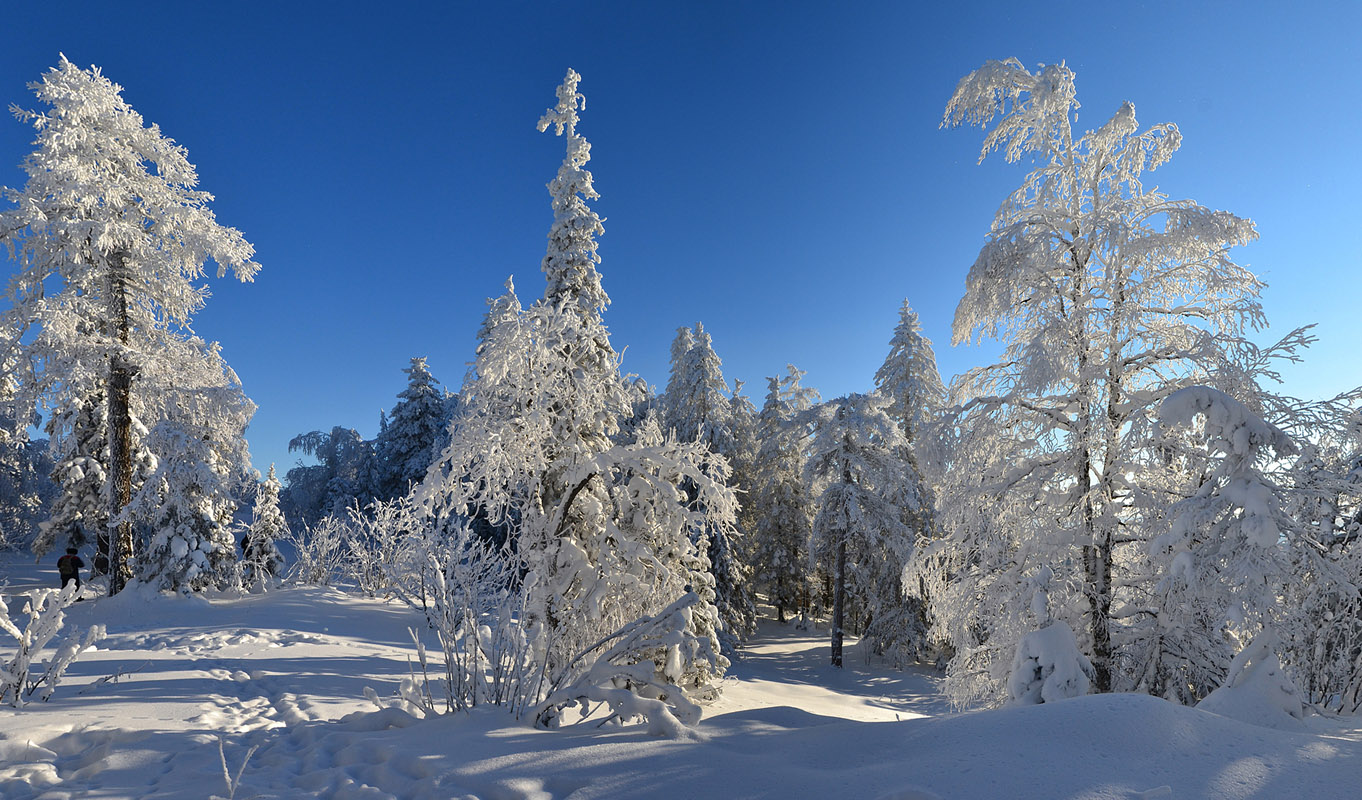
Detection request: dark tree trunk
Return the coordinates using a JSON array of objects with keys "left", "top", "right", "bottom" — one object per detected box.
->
[
  {"left": 106, "top": 255, "right": 136, "bottom": 595},
  {"left": 831, "top": 537, "right": 846, "bottom": 667}
]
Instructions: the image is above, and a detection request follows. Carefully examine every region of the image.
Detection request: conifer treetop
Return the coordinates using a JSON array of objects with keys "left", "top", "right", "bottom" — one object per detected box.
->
[{"left": 536, "top": 69, "right": 607, "bottom": 318}]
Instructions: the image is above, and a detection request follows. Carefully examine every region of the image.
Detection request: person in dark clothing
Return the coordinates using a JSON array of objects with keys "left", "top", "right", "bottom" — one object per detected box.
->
[{"left": 57, "top": 547, "right": 85, "bottom": 591}]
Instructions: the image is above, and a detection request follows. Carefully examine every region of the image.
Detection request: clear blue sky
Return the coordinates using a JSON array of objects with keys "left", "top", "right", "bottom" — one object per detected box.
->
[{"left": 1, "top": 1, "right": 1358, "bottom": 478}]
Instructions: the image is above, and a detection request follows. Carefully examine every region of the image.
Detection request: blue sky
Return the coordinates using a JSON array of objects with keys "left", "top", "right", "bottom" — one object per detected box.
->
[{"left": 1, "top": 1, "right": 1358, "bottom": 478}]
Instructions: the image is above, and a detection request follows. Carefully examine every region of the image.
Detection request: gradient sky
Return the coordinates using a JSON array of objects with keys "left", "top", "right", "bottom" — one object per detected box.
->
[{"left": 0, "top": 1, "right": 1357, "bottom": 478}]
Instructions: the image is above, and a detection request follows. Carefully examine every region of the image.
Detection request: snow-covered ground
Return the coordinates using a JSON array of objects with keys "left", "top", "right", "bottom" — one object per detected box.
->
[{"left": 4, "top": 552, "right": 1362, "bottom": 800}]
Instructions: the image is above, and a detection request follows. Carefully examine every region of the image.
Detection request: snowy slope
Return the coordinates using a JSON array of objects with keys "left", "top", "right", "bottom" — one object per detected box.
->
[{"left": 3, "top": 552, "right": 1362, "bottom": 799}]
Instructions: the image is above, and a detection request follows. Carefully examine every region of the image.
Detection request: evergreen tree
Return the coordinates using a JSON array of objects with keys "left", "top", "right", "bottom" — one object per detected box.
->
[
  {"left": 243, "top": 464, "right": 287, "bottom": 586},
  {"left": 660, "top": 323, "right": 755, "bottom": 648},
  {"left": 372, "top": 357, "right": 448, "bottom": 501},
  {"left": 806, "top": 393, "right": 924, "bottom": 667},
  {"left": 748, "top": 367, "right": 819, "bottom": 621},
  {"left": 874, "top": 299, "right": 946, "bottom": 472},
  {"left": 419, "top": 71, "right": 730, "bottom": 697},
  {"left": 0, "top": 57, "right": 259, "bottom": 594}
]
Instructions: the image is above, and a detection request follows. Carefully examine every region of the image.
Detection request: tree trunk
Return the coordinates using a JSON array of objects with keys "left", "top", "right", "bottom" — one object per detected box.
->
[
  {"left": 106, "top": 254, "right": 136, "bottom": 595},
  {"left": 831, "top": 536, "right": 846, "bottom": 667}
]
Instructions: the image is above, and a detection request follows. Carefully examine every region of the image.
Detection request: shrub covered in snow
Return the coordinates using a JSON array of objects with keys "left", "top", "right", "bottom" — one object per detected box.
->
[
  {"left": 0, "top": 584, "right": 104, "bottom": 707},
  {"left": 1197, "top": 632, "right": 1307, "bottom": 730},
  {"left": 1007, "top": 620, "right": 1095, "bottom": 706}
]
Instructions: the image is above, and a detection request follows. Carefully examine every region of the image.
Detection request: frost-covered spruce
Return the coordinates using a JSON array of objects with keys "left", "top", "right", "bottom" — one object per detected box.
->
[
  {"left": 660, "top": 324, "right": 756, "bottom": 648},
  {"left": 0, "top": 57, "right": 259, "bottom": 593},
  {"left": 874, "top": 300, "right": 945, "bottom": 454},
  {"left": 128, "top": 338, "right": 254, "bottom": 593},
  {"left": 663, "top": 323, "right": 733, "bottom": 450},
  {"left": 243, "top": 464, "right": 288, "bottom": 586},
  {"left": 933, "top": 58, "right": 1265, "bottom": 698},
  {"left": 418, "top": 71, "right": 731, "bottom": 706},
  {"left": 34, "top": 389, "right": 108, "bottom": 558},
  {"left": 748, "top": 368, "right": 819, "bottom": 622},
  {"left": 372, "top": 357, "right": 449, "bottom": 501},
  {"left": 537, "top": 67, "right": 607, "bottom": 323},
  {"left": 805, "top": 392, "right": 924, "bottom": 667}
]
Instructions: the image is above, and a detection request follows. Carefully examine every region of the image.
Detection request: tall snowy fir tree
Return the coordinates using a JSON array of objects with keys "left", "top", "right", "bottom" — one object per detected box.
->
[
  {"left": 0, "top": 57, "right": 259, "bottom": 594},
  {"left": 874, "top": 299, "right": 946, "bottom": 474},
  {"left": 661, "top": 323, "right": 756, "bottom": 650},
  {"left": 805, "top": 393, "right": 924, "bottom": 667},
  {"left": 748, "top": 366, "right": 820, "bottom": 622},
  {"left": 930, "top": 58, "right": 1268, "bottom": 700},
  {"left": 417, "top": 70, "right": 731, "bottom": 705},
  {"left": 372, "top": 357, "right": 449, "bottom": 501}
]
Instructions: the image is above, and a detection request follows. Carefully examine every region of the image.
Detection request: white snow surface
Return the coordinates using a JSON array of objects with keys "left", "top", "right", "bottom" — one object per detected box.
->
[{"left": 4, "top": 552, "right": 1362, "bottom": 799}]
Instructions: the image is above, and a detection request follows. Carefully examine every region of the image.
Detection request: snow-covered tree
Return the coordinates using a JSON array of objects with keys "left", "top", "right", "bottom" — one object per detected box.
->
[
  {"left": 748, "top": 366, "right": 820, "bottom": 622},
  {"left": 0, "top": 368, "right": 52, "bottom": 550},
  {"left": 663, "top": 324, "right": 733, "bottom": 450},
  {"left": 34, "top": 389, "right": 107, "bottom": 558},
  {"left": 536, "top": 67, "right": 608, "bottom": 324},
  {"left": 660, "top": 323, "right": 755, "bottom": 649},
  {"left": 934, "top": 58, "right": 1266, "bottom": 693},
  {"left": 243, "top": 464, "right": 287, "bottom": 586},
  {"left": 127, "top": 338, "right": 255, "bottom": 593},
  {"left": 282, "top": 427, "right": 373, "bottom": 527},
  {"left": 805, "top": 393, "right": 925, "bottom": 667},
  {"left": 874, "top": 300, "right": 946, "bottom": 453},
  {"left": 417, "top": 71, "right": 731, "bottom": 712},
  {"left": 0, "top": 57, "right": 259, "bottom": 593},
  {"left": 372, "top": 357, "right": 449, "bottom": 501}
]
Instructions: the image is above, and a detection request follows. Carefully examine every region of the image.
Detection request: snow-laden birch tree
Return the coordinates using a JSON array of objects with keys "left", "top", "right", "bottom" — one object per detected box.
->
[
  {"left": 0, "top": 57, "right": 259, "bottom": 593},
  {"left": 935, "top": 58, "right": 1265, "bottom": 694}
]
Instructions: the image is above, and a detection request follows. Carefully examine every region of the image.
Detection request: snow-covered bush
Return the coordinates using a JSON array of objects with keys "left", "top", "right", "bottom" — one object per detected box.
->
[
  {"left": 341, "top": 497, "right": 418, "bottom": 598},
  {"left": 1007, "top": 622, "right": 1095, "bottom": 706},
  {"left": 1197, "top": 632, "right": 1307, "bottom": 729},
  {"left": 393, "top": 527, "right": 529, "bottom": 715},
  {"left": 534, "top": 592, "right": 721, "bottom": 738},
  {"left": 1005, "top": 568, "right": 1094, "bottom": 705},
  {"left": 283, "top": 514, "right": 350, "bottom": 587},
  {"left": 1, "top": 584, "right": 105, "bottom": 707}
]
